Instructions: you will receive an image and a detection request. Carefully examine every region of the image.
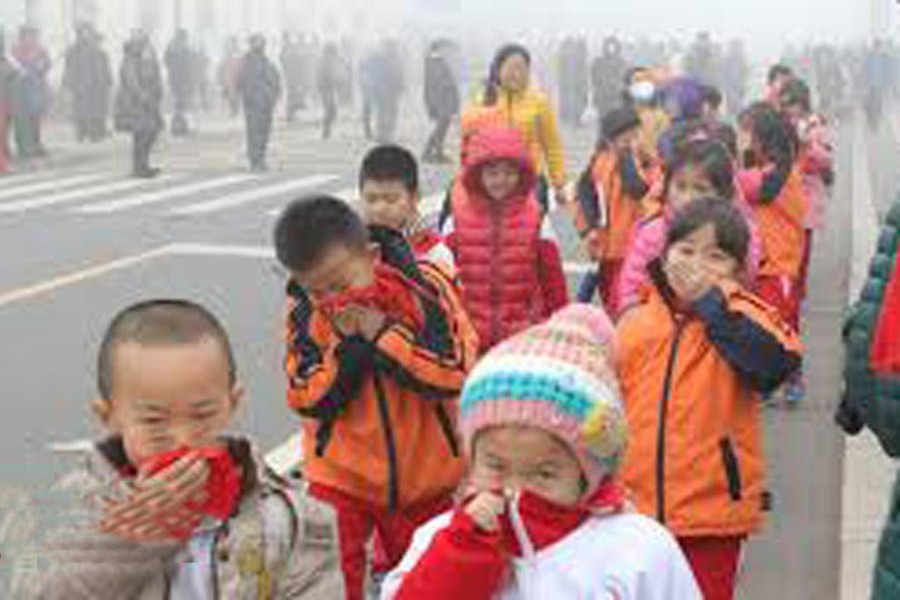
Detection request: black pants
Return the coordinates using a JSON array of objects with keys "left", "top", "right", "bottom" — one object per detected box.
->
[
  {"left": 424, "top": 116, "right": 452, "bottom": 159},
  {"left": 361, "top": 96, "right": 374, "bottom": 140},
  {"left": 245, "top": 106, "right": 274, "bottom": 168},
  {"left": 132, "top": 128, "right": 158, "bottom": 173},
  {"left": 322, "top": 91, "right": 337, "bottom": 139}
]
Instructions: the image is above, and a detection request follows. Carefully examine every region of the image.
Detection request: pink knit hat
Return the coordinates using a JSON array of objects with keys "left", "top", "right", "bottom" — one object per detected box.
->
[{"left": 459, "top": 304, "right": 628, "bottom": 497}]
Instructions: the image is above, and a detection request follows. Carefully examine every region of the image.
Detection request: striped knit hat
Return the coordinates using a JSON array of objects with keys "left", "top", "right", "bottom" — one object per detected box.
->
[{"left": 460, "top": 304, "right": 628, "bottom": 498}]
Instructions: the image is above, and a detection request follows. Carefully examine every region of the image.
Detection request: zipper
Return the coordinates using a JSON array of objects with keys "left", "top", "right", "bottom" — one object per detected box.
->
[
  {"left": 719, "top": 437, "right": 743, "bottom": 501},
  {"left": 210, "top": 521, "right": 228, "bottom": 600},
  {"left": 655, "top": 316, "right": 687, "bottom": 524},
  {"left": 373, "top": 372, "right": 400, "bottom": 512}
]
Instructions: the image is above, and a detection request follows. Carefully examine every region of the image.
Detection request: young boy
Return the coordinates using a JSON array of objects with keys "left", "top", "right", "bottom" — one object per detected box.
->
[
  {"left": 359, "top": 144, "right": 455, "bottom": 271},
  {"left": 21, "top": 300, "right": 343, "bottom": 599},
  {"left": 574, "top": 107, "right": 651, "bottom": 311},
  {"left": 274, "top": 196, "right": 478, "bottom": 600}
]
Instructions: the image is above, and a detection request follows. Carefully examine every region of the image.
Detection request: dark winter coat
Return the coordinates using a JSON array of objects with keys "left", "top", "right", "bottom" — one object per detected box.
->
[
  {"left": 63, "top": 39, "right": 113, "bottom": 120},
  {"left": 424, "top": 51, "right": 459, "bottom": 120},
  {"left": 238, "top": 50, "right": 282, "bottom": 111},
  {"left": 839, "top": 201, "right": 900, "bottom": 600},
  {"left": 114, "top": 41, "right": 163, "bottom": 134}
]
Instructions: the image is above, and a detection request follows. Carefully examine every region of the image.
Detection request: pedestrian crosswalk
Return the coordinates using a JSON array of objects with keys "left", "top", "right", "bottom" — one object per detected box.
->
[
  {"left": 0, "top": 169, "right": 453, "bottom": 222},
  {"left": 0, "top": 170, "right": 348, "bottom": 218}
]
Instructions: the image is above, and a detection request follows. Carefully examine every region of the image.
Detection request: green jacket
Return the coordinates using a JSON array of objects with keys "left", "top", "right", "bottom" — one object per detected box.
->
[{"left": 841, "top": 200, "right": 900, "bottom": 600}]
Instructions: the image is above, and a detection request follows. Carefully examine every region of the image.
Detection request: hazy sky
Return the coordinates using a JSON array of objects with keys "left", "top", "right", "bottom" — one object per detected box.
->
[{"left": 458, "top": 0, "right": 870, "bottom": 51}]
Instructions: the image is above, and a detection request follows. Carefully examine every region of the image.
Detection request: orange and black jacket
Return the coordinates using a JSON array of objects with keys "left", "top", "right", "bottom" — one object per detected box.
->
[
  {"left": 616, "top": 262, "right": 802, "bottom": 537},
  {"left": 285, "top": 226, "right": 478, "bottom": 511}
]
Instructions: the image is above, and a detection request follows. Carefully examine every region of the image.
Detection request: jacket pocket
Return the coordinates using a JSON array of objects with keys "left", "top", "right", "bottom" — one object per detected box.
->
[{"left": 719, "top": 437, "right": 743, "bottom": 501}]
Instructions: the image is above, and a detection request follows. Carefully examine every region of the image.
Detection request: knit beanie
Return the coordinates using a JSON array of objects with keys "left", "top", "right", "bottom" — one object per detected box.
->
[{"left": 459, "top": 304, "right": 628, "bottom": 498}]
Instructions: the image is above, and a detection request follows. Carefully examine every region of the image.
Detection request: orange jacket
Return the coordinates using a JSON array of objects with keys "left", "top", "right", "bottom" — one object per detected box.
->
[
  {"left": 575, "top": 149, "right": 650, "bottom": 262},
  {"left": 741, "top": 166, "right": 807, "bottom": 279},
  {"left": 616, "top": 272, "right": 802, "bottom": 537},
  {"left": 285, "top": 260, "right": 478, "bottom": 511}
]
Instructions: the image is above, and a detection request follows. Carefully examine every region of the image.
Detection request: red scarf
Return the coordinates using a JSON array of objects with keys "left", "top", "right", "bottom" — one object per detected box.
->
[
  {"left": 138, "top": 446, "right": 242, "bottom": 540},
  {"left": 871, "top": 250, "right": 900, "bottom": 375},
  {"left": 468, "top": 478, "right": 629, "bottom": 554},
  {"left": 318, "top": 262, "right": 425, "bottom": 330}
]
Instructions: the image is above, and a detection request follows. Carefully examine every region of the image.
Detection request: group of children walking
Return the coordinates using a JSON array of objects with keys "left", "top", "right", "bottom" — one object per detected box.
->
[{"left": 21, "top": 47, "right": 832, "bottom": 600}]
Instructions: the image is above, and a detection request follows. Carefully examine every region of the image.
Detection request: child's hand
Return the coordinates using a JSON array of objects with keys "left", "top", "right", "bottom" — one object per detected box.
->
[
  {"left": 99, "top": 453, "right": 210, "bottom": 542},
  {"left": 665, "top": 260, "right": 716, "bottom": 304},
  {"left": 464, "top": 491, "right": 507, "bottom": 533},
  {"left": 333, "top": 305, "right": 386, "bottom": 340}
]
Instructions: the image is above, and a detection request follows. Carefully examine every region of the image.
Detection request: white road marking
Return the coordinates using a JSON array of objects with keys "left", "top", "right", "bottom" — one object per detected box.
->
[
  {"left": 0, "top": 177, "right": 172, "bottom": 213},
  {"left": 0, "top": 170, "right": 62, "bottom": 189},
  {"left": 170, "top": 174, "right": 337, "bottom": 216},
  {"left": 0, "top": 173, "right": 107, "bottom": 200},
  {"left": 0, "top": 245, "right": 173, "bottom": 308},
  {"left": 76, "top": 174, "right": 255, "bottom": 214}
]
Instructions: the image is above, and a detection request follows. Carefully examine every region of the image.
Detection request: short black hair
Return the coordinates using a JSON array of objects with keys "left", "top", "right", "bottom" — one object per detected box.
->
[
  {"left": 700, "top": 84, "right": 723, "bottom": 111},
  {"left": 359, "top": 144, "right": 419, "bottom": 194},
  {"left": 768, "top": 64, "right": 793, "bottom": 85},
  {"left": 273, "top": 195, "right": 369, "bottom": 272},
  {"left": 667, "top": 197, "right": 751, "bottom": 267},
  {"left": 97, "top": 300, "right": 236, "bottom": 399}
]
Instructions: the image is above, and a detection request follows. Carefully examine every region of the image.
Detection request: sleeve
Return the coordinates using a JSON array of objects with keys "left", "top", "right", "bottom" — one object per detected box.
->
[
  {"left": 693, "top": 285, "right": 803, "bottom": 394},
  {"left": 29, "top": 534, "right": 180, "bottom": 600},
  {"left": 616, "top": 220, "right": 659, "bottom": 315},
  {"left": 736, "top": 168, "right": 765, "bottom": 206},
  {"left": 373, "top": 264, "right": 478, "bottom": 398},
  {"left": 284, "top": 283, "right": 376, "bottom": 417},
  {"left": 380, "top": 511, "right": 509, "bottom": 600},
  {"left": 619, "top": 150, "right": 650, "bottom": 201},
  {"left": 274, "top": 492, "right": 346, "bottom": 599},
  {"left": 538, "top": 218, "right": 570, "bottom": 315},
  {"left": 538, "top": 95, "right": 567, "bottom": 189}
]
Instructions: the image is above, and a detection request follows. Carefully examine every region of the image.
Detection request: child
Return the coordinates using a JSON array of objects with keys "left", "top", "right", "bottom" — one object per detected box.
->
[
  {"left": 616, "top": 199, "right": 802, "bottom": 600},
  {"left": 381, "top": 304, "right": 702, "bottom": 599},
  {"left": 617, "top": 137, "right": 761, "bottom": 315},
  {"left": 779, "top": 78, "right": 835, "bottom": 302},
  {"left": 23, "top": 300, "right": 343, "bottom": 599},
  {"left": 574, "top": 106, "right": 651, "bottom": 310},
  {"left": 441, "top": 125, "right": 568, "bottom": 353},
  {"left": 360, "top": 144, "right": 456, "bottom": 271},
  {"left": 737, "top": 102, "right": 807, "bottom": 402},
  {"left": 275, "top": 196, "right": 478, "bottom": 600}
]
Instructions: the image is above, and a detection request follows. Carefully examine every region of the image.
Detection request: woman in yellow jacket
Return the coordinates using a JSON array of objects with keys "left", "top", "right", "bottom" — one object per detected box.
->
[{"left": 461, "top": 44, "right": 567, "bottom": 211}]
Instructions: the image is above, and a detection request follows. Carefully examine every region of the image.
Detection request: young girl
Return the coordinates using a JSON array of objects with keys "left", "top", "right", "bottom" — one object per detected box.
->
[
  {"left": 574, "top": 106, "right": 651, "bottom": 310},
  {"left": 779, "top": 77, "right": 835, "bottom": 303},
  {"left": 382, "top": 304, "right": 702, "bottom": 599},
  {"left": 737, "top": 102, "right": 807, "bottom": 403},
  {"left": 617, "top": 137, "right": 761, "bottom": 316},
  {"left": 442, "top": 126, "right": 568, "bottom": 353},
  {"left": 616, "top": 199, "right": 803, "bottom": 600}
]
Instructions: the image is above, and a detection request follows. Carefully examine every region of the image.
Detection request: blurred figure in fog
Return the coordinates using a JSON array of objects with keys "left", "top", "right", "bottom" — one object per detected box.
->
[
  {"left": 192, "top": 43, "right": 211, "bottom": 113},
  {"left": 63, "top": 24, "right": 112, "bottom": 142},
  {"left": 865, "top": 40, "right": 891, "bottom": 129},
  {"left": 114, "top": 30, "right": 163, "bottom": 178},
  {"left": 372, "top": 40, "right": 406, "bottom": 143},
  {"left": 10, "top": 25, "right": 51, "bottom": 160},
  {"left": 683, "top": 32, "right": 720, "bottom": 89},
  {"left": 722, "top": 39, "right": 748, "bottom": 116},
  {"left": 422, "top": 39, "right": 460, "bottom": 164},
  {"left": 764, "top": 64, "right": 794, "bottom": 108},
  {"left": 813, "top": 45, "right": 844, "bottom": 117},
  {"left": 280, "top": 32, "right": 304, "bottom": 122},
  {"left": 165, "top": 29, "right": 195, "bottom": 136},
  {"left": 358, "top": 47, "right": 378, "bottom": 140},
  {"left": 0, "top": 33, "right": 16, "bottom": 173},
  {"left": 237, "top": 34, "right": 281, "bottom": 172},
  {"left": 557, "top": 36, "right": 589, "bottom": 128},
  {"left": 316, "top": 43, "right": 341, "bottom": 140},
  {"left": 591, "top": 37, "right": 629, "bottom": 134},
  {"left": 217, "top": 36, "right": 242, "bottom": 117}
]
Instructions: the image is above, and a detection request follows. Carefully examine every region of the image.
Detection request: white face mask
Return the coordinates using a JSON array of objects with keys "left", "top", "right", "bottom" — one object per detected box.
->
[{"left": 629, "top": 81, "right": 656, "bottom": 103}]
